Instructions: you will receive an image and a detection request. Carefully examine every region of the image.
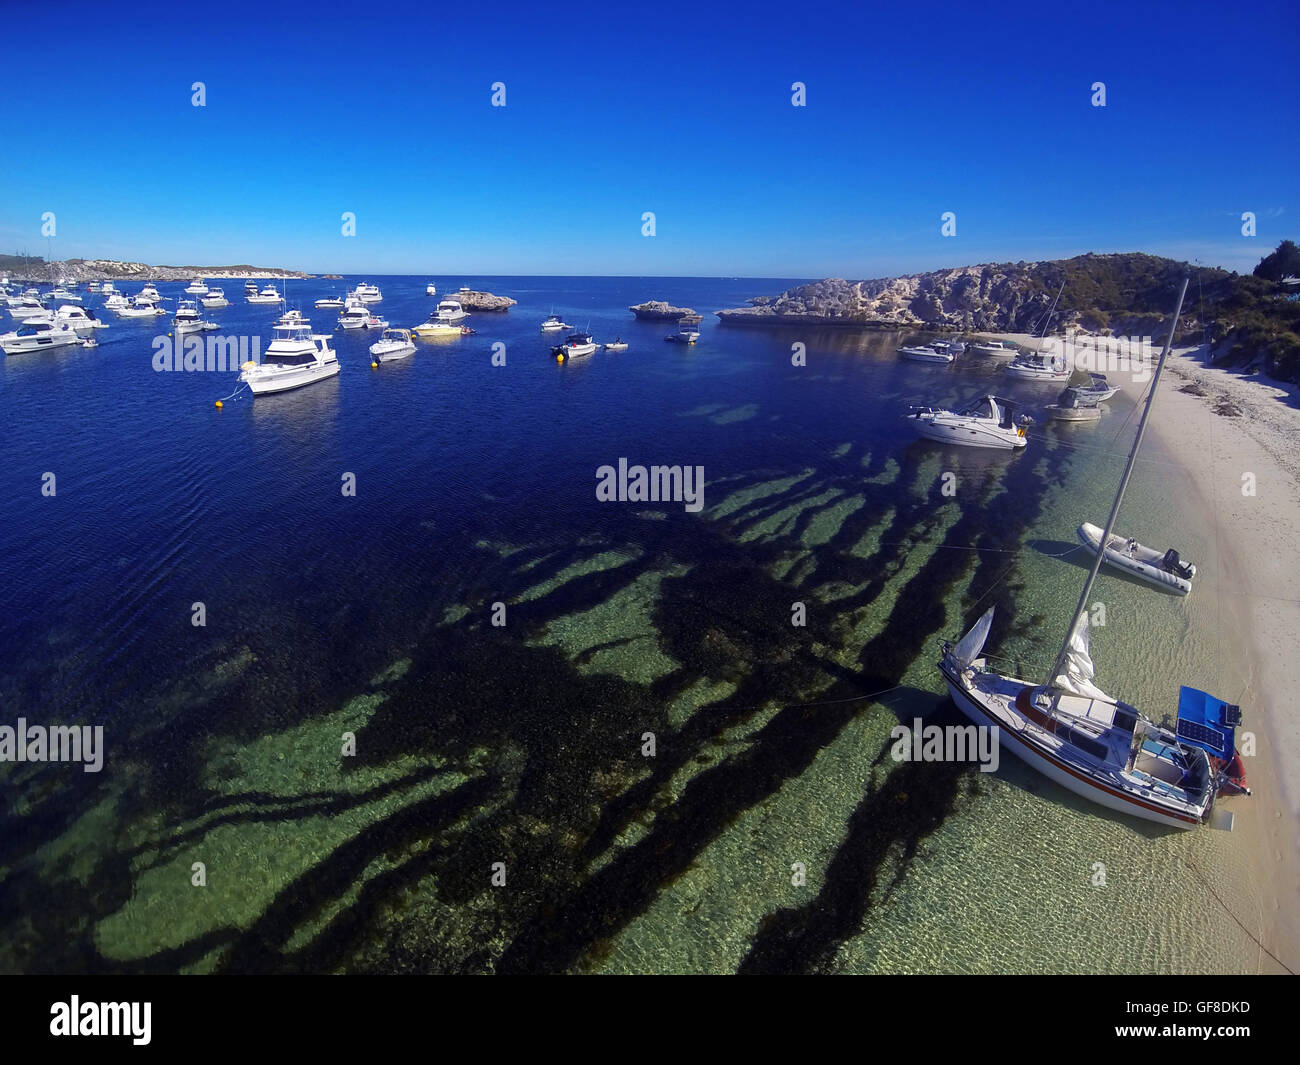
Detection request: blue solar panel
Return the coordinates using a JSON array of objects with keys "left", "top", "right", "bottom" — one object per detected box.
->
[{"left": 1177, "top": 718, "right": 1224, "bottom": 752}]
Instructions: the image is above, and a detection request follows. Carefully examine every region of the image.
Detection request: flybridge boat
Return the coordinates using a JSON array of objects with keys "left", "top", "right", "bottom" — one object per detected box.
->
[
  {"left": 352, "top": 282, "right": 382, "bottom": 304},
  {"left": 338, "top": 301, "right": 373, "bottom": 329},
  {"left": 239, "top": 320, "right": 339, "bottom": 395},
  {"left": 100, "top": 281, "right": 118, "bottom": 295},
  {"left": 898, "top": 344, "right": 955, "bottom": 364},
  {"left": 48, "top": 285, "right": 81, "bottom": 303},
  {"left": 185, "top": 278, "right": 209, "bottom": 295},
  {"left": 426, "top": 282, "right": 437, "bottom": 296},
  {"left": 370, "top": 327, "right": 416, "bottom": 361},
  {"left": 33, "top": 305, "right": 106, "bottom": 335},
  {"left": 540, "top": 314, "right": 570, "bottom": 332},
  {"left": 552, "top": 331, "right": 597, "bottom": 359},
  {"left": 908, "top": 394, "right": 1030, "bottom": 449},
  {"left": 1004, "top": 350, "right": 1069, "bottom": 381},
  {"left": 7, "top": 295, "right": 49, "bottom": 319},
  {"left": 104, "top": 292, "right": 128, "bottom": 310},
  {"left": 244, "top": 281, "right": 259, "bottom": 299},
  {"left": 940, "top": 279, "right": 1248, "bottom": 829},
  {"left": 435, "top": 298, "right": 468, "bottom": 323},
  {"left": 247, "top": 284, "right": 284, "bottom": 304},
  {"left": 1076, "top": 522, "right": 1196, "bottom": 595},
  {"left": 0, "top": 318, "right": 82, "bottom": 354},
  {"left": 173, "top": 300, "right": 218, "bottom": 334},
  {"left": 138, "top": 283, "right": 163, "bottom": 303},
  {"left": 201, "top": 288, "right": 229, "bottom": 308}
]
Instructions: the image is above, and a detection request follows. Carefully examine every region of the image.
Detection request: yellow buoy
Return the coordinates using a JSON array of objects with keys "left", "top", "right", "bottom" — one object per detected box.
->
[
  {"left": 371, "top": 361, "right": 378, "bottom": 369},
  {"left": 215, "top": 400, "right": 223, "bottom": 408},
  {"left": 556, "top": 353, "right": 563, "bottom": 362}
]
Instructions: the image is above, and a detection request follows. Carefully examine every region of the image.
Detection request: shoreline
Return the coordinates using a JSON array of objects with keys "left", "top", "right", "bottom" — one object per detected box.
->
[{"left": 987, "top": 332, "right": 1300, "bottom": 971}]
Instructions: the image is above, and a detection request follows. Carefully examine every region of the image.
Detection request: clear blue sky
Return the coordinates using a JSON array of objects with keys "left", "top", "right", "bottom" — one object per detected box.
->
[{"left": 1, "top": 0, "right": 1294, "bottom": 277}]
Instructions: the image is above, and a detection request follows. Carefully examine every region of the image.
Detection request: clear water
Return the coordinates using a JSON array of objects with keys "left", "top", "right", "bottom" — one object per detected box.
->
[{"left": 0, "top": 276, "right": 1259, "bottom": 973}]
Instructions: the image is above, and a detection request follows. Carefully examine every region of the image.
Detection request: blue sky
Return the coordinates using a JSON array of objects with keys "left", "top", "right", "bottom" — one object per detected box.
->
[{"left": 1, "top": 0, "right": 1295, "bottom": 277}]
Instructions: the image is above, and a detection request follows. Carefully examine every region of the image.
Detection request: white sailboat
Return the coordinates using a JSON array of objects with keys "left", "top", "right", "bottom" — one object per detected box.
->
[{"left": 939, "top": 279, "right": 1249, "bottom": 829}]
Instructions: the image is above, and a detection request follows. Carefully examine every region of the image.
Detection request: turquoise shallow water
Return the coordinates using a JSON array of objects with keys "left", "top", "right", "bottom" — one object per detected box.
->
[{"left": 0, "top": 276, "right": 1261, "bottom": 973}]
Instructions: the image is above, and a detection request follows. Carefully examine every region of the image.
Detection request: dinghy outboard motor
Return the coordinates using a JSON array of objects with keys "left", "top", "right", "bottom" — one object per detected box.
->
[{"left": 1161, "top": 548, "right": 1195, "bottom": 580}]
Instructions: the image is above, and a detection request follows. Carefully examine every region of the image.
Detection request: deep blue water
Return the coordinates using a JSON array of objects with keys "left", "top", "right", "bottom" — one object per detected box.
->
[{"left": 0, "top": 274, "right": 1098, "bottom": 972}]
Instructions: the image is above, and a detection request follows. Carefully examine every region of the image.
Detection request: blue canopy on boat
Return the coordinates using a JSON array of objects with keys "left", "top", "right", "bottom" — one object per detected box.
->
[{"left": 1175, "top": 686, "right": 1239, "bottom": 759}]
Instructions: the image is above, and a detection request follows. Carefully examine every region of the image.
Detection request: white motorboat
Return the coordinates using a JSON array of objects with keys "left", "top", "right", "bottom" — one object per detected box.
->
[
  {"left": 201, "top": 288, "right": 229, "bottom": 308},
  {"left": 412, "top": 315, "right": 464, "bottom": 337},
  {"left": 337, "top": 302, "right": 372, "bottom": 329},
  {"left": 969, "top": 339, "right": 1018, "bottom": 357},
  {"left": 315, "top": 295, "right": 346, "bottom": 308},
  {"left": 1004, "top": 350, "right": 1069, "bottom": 381},
  {"left": 104, "top": 292, "right": 129, "bottom": 310},
  {"left": 185, "top": 278, "right": 209, "bottom": 295},
  {"left": 1071, "top": 372, "right": 1118, "bottom": 402},
  {"left": 239, "top": 320, "right": 339, "bottom": 395},
  {"left": 352, "top": 282, "right": 382, "bottom": 304},
  {"left": 907, "top": 394, "right": 1030, "bottom": 449},
  {"left": 603, "top": 340, "right": 629, "bottom": 351},
  {"left": 552, "top": 331, "right": 598, "bottom": 359},
  {"left": 173, "top": 300, "right": 218, "bottom": 334},
  {"left": 1, "top": 318, "right": 83, "bottom": 354},
  {"left": 1076, "top": 521, "right": 1196, "bottom": 595},
  {"left": 426, "top": 282, "right": 437, "bottom": 296},
  {"left": 939, "top": 279, "right": 1248, "bottom": 828},
  {"left": 666, "top": 320, "right": 701, "bottom": 344},
  {"left": 32, "top": 305, "right": 106, "bottom": 335},
  {"left": 48, "top": 285, "right": 82, "bottom": 303},
  {"left": 370, "top": 327, "right": 416, "bottom": 362},
  {"left": 435, "top": 299, "right": 468, "bottom": 323},
  {"left": 117, "top": 297, "right": 167, "bottom": 318},
  {"left": 7, "top": 295, "right": 49, "bottom": 319},
  {"left": 898, "top": 344, "right": 955, "bottom": 364},
  {"left": 933, "top": 339, "right": 967, "bottom": 355},
  {"left": 247, "top": 284, "right": 284, "bottom": 304},
  {"left": 244, "top": 281, "right": 259, "bottom": 299},
  {"left": 540, "top": 314, "right": 570, "bottom": 332},
  {"left": 138, "top": 283, "right": 164, "bottom": 303},
  {"left": 1045, "top": 380, "right": 1107, "bottom": 422},
  {"left": 100, "top": 281, "right": 118, "bottom": 295}
]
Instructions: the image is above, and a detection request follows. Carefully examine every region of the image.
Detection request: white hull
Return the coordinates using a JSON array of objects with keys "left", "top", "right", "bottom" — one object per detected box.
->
[
  {"left": 242, "top": 361, "right": 340, "bottom": 394},
  {"left": 9, "top": 305, "right": 49, "bottom": 319},
  {"left": 603, "top": 343, "right": 628, "bottom": 351},
  {"left": 1, "top": 331, "right": 82, "bottom": 354},
  {"left": 558, "top": 343, "right": 597, "bottom": 358},
  {"left": 370, "top": 341, "right": 416, "bottom": 361},
  {"left": 247, "top": 295, "right": 282, "bottom": 304},
  {"left": 942, "top": 671, "right": 1202, "bottom": 829},
  {"left": 201, "top": 297, "right": 229, "bottom": 308},
  {"left": 912, "top": 416, "right": 1026, "bottom": 449},
  {"left": 1077, "top": 522, "right": 1194, "bottom": 595},
  {"left": 899, "top": 346, "right": 954, "bottom": 363},
  {"left": 1045, "top": 404, "right": 1103, "bottom": 421}
]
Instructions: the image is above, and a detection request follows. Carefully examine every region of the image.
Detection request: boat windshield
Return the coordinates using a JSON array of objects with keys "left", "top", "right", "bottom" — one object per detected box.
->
[{"left": 957, "top": 396, "right": 998, "bottom": 420}]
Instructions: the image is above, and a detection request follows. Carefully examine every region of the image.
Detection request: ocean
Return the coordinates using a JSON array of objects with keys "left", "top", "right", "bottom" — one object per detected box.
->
[{"left": 0, "top": 275, "right": 1256, "bottom": 973}]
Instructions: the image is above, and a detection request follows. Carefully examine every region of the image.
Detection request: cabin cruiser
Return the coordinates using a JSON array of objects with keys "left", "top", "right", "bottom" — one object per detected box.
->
[
  {"left": 1070, "top": 372, "right": 1118, "bottom": 402},
  {"left": 969, "top": 339, "right": 1017, "bottom": 357},
  {"left": 32, "top": 305, "right": 106, "bottom": 335},
  {"left": 48, "top": 285, "right": 81, "bottom": 303},
  {"left": 412, "top": 314, "right": 465, "bottom": 337},
  {"left": 238, "top": 320, "right": 339, "bottom": 395},
  {"left": 138, "top": 283, "right": 163, "bottom": 303},
  {"left": 908, "top": 394, "right": 1031, "bottom": 449},
  {"left": 104, "top": 292, "right": 129, "bottom": 310},
  {"left": 116, "top": 296, "right": 167, "bottom": 318},
  {"left": 275, "top": 308, "right": 307, "bottom": 327},
  {"left": 552, "top": 331, "right": 598, "bottom": 359},
  {"left": 337, "top": 301, "right": 373, "bottom": 329},
  {"left": 100, "top": 281, "right": 118, "bottom": 295},
  {"left": 435, "top": 298, "right": 468, "bottom": 323},
  {"left": 352, "top": 282, "right": 382, "bottom": 304},
  {"left": 898, "top": 344, "right": 954, "bottom": 363},
  {"left": 173, "top": 300, "right": 218, "bottom": 334},
  {"left": 185, "top": 277, "right": 209, "bottom": 295},
  {"left": 247, "top": 284, "right": 284, "bottom": 304},
  {"left": 540, "top": 314, "right": 570, "bottom": 332},
  {"left": 315, "top": 294, "right": 346, "bottom": 308},
  {"left": 933, "top": 339, "right": 967, "bottom": 355},
  {"left": 0, "top": 318, "right": 83, "bottom": 354},
  {"left": 201, "top": 287, "right": 229, "bottom": 308},
  {"left": 1004, "top": 350, "right": 1070, "bottom": 381},
  {"left": 370, "top": 327, "right": 416, "bottom": 361},
  {"left": 244, "top": 281, "right": 259, "bottom": 299},
  {"left": 7, "top": 294, "right": 49, "bottom": 319},
  {"left": 426, "top": 282, "right": 437, "bottom": 296}
]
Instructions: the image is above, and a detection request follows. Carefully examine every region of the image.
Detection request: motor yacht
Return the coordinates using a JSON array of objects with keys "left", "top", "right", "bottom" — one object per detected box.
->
[{"left": 238, "top": 320, "right": 339, "bottom": 395}]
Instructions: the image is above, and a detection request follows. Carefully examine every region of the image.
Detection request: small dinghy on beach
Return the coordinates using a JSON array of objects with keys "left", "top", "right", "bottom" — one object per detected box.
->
[{"left": 1076, "top": 521, "right": 1196, "bottom": 595}]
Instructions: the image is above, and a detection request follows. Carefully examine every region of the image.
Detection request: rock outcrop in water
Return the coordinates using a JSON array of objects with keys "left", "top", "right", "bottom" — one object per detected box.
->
[
  {"left": 453, "top": 290, "right": 517, "bottom": 311},
  {"left": 630, "top": 300, "right": 696, "bottom": 321}
]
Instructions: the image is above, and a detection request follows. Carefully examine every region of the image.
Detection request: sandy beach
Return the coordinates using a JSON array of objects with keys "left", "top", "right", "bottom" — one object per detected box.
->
[{"left": 986, "top": 332, "right": 1300, "bottom": 972}]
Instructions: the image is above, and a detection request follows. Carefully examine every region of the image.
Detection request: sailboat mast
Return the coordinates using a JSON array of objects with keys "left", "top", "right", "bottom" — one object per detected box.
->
[{"left": 1043, "top": 276, "right": 1189, "bottom": 688}]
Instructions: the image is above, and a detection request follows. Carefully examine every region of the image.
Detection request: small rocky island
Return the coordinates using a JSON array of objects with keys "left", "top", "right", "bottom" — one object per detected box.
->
[
  {"left": 629, "top": 300, "right": 697, "bottom": 321},
  {"left": 452, "top": 289, "right": 517, "bottom": 312}
]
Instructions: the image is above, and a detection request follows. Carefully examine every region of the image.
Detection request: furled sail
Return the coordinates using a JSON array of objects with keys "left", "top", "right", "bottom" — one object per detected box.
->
[
  {"left": 950, "top": 607, "right": 995, "bottom": 670},
  {"left": 1052, "top": 612, "right": 1112, "bottom": 700}
]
